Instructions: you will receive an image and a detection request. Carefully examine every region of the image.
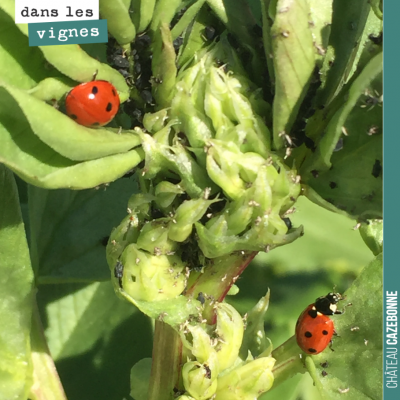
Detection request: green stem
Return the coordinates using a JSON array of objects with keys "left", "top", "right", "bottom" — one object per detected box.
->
[
  {"left": 148, "top": 321, "right": 183, "bottom": 400},
  {"left": 29, "top": 299, "right": 68, "bottom": 400},
  {"left": 270, "top": 335, "right": 306, "bottom": 389},
  {"left": 185, "top": 251, "right": 257, "bottom": 322}
]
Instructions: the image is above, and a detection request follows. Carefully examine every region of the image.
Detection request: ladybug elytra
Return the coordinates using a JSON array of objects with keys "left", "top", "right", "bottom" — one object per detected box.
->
[
  {"left": 65, "top": 80, "right": 120, "bottom": 127},
  {"left": 295, "top": 292, "right": 343, "bottom": 355}
]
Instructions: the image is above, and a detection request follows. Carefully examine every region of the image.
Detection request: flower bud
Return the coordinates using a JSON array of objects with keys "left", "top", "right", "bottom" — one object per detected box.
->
[
  {"left": 168, "top": 198, "right": 219, "bottom": 242},
  {"left": 154, "top": 181, "right": 185, "bottom": 210},
  {"left": 182, "top": 361, "right": 218, "bottom": 400},
  {"left": 143, "top": 109, "right": 168, "bottom": 133},
  {"left": 240, "top": 291, "right": 271, "bottom": 358},
  {"left": 136, "top": 220, "right": 178, "bottom": 255},
  {"left": 181, "top": 325, "right": 219, "bottom": 400},
  {"left": 127, "top": 193, "right": 154, "bottom": 219},
  {"left": 214, "top": 303, "right": 244, "bottom": 371},
  {"left": 120, "top": 244, "right": 186, "bottom": 301},
  {"left": 214, "top": 356, "right": 275, "bottom": 399},
  {"left": 106, "top": 214, "right": 140, "bottom": 270}
]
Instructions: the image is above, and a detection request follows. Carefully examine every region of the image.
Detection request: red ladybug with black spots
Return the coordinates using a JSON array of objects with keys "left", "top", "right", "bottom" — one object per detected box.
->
[
  {"left": 65, "top": 80, "right": 120, "bottom": 127},
  {"left": 295, "top": 292, "right": 343, "bottom": 355}
]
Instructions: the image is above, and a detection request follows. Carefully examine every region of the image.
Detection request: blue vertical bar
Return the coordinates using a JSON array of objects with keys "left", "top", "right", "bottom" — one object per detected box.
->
[{"left": 384, "top": 1, "right": 400, "bottom": 399}]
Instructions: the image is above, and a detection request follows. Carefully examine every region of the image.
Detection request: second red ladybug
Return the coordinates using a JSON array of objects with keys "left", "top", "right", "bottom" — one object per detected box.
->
[
  {"left": 295, "top": 292, "right": 343, "bottom": 355},
  {"left": 65, "top": 80, "right": 120, "bottom": 127}
]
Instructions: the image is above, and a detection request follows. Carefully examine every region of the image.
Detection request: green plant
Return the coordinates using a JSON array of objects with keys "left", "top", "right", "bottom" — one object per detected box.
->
[{"left": 0, "top": 1, "right": 382, "bottom": 400}]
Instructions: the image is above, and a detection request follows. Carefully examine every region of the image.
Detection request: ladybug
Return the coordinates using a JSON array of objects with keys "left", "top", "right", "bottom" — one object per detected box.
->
[
  {"left": 65, "top": 80, "right": 120, "bottom": 127},
  {"left": 295, "top": 292, "right": 343, "bottom": 355}
]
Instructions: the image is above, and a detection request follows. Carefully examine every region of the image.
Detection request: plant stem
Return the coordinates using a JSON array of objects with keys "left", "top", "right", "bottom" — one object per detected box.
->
[
  {"left": 185, "top": 251, "right": 257, "bottom": 322},
  {"left": 148, "top": 321, "right": 183, "bottom": 400},
  {"left": 29, "top": 299, "right": 68, "bottom": 400},
  {"left": 270, "top": 335, "right": 305, "bottom": 389}
]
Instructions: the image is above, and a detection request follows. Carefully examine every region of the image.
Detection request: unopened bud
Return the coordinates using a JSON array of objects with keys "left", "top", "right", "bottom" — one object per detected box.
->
[
  {"left": 120, "top": 244, "right": 186, "bottom": 301},
  {"left": 215, "top": 356, "right": 275, "bottom": 399},
  {"left": 215, "top": 303, "right": 244, "bottom": 370}
]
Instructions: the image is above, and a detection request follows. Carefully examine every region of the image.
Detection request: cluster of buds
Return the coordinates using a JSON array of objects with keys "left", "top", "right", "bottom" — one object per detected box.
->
[
  {"left": 178, "top": 303, "right": 275, "bottom": 399},
  {"left": 106, "top": 40, "right": 302, "bottom": 305}
]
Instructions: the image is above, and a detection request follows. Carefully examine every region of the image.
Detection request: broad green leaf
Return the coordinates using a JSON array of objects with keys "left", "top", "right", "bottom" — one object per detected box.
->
[
  {"left": 0, "top": 9, "right": 48, "bottom": 88},
  {"left": 28, "top": 178, "right": 138, "bottom": 283},
  {"left": 310, "top": 254, "right": 383, "bottom": 400},
  {"left": 37, "top": 282, "right": 152, "bottom": 400},
  {"left": 315, "top": 0, "right": 371, "bottom": 107},
  {"left": 39, "top": 45, "right": 130, "bottom": 101},
  {"left": 308, "top": 0, "right": 333, "bottom": 65},
  {"left": 271, "top": 0, "right": 315, "bottom": 149},
  {"left": 302, "top": 52, "right": 382, "bottom": 219},
  {"left": 0, "top": 165, "right": 34, "bottom": 400},
  {"left": 0, "top": 90, "right": 144, "bottom": 189},
  {"left": 1, "top": 85, "right": 141, "bottom": 161}
]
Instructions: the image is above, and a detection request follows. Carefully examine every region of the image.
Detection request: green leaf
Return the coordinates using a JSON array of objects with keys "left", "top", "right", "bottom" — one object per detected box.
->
[
  {"left": 131, "top": 0, "right": 156, "bottom": 33},
  {"left": 99, "top": 0, "right": 136, "bottom": 45},
  {"left": 37, "top": 282, "right": 152, "bottom": 400},
  {"left": 302, "top": 52, "right": 382, "bottom": 219},
  {"left": 310, "top": 254, "right": 383, "bottom": 399},
  {"left": 28, "top": 178, "right": 138, "bottom": 283},
  {"left": 315, "top": 0, "right": 371, "bottom": 107},
  {"left": 0, "top": 90, "right": 144, "bottom": 189},
  {"left": 271, "top": 0, "right": 315, "bottom": 149},
  {"left": 1, "top": 84, "right": 141, "bottom": 161},
  {"left": 0, "top": 9, "right": 48, "bottom": 88},
  {"left": 308, "top": 0, "right": 333, "bottom": 66},
  {"left": 152, "top": 23, "right": 178, "bottom": 109},
  {"left": 0, "top": 164, "right": 34, "bottom": 400}
]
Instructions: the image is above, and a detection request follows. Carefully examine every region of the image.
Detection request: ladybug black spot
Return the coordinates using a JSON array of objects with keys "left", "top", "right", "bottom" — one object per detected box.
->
[
  {"left": 329, "top": 182, "right": 337, "bottom": 189},
  {"left": 308, "top": 348, "right": 317, "bottom": 353},
  {"left": 322, "top": 330, "right": 329, "bottom": 335},
  {"left": 112, "top": 89, "right": 117, "bottom": 96},
  {"left": 305, "top": 331, "right": 312, "bottom": 338},
  {"left": 70, "top": 114, "right": 78, "bottom": 120},
  {"left": 92, "top": 86, "right": 99, "bottom": 95},
  {"left": 106, "top": 102, "right": 113, "bottom": 112},
  {"left": 308, "top": 309, "right": 318, "bottom": 318}
]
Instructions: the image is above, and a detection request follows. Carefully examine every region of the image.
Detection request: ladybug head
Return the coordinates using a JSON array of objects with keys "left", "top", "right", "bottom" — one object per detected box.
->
[{"left": 315, "top": 292, "right": 342, "bottom": 315}]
